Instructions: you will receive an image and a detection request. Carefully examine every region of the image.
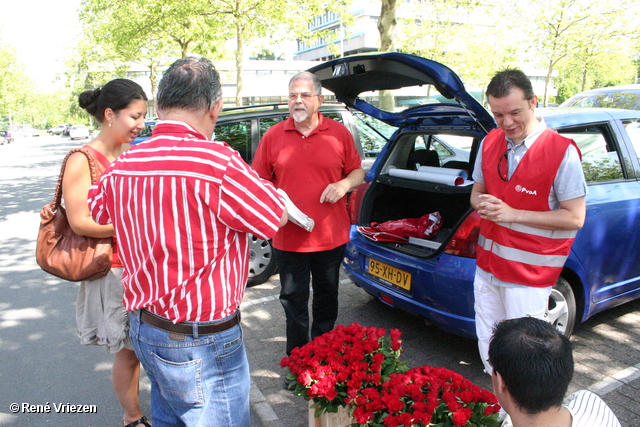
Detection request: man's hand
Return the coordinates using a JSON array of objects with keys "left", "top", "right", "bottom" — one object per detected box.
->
[
  {"left": 320, "top": 168, "right": 365, "bottom": 204},
  {"left": 476, "top": 194, "right": 516, "bottom": 223},
  {"left": 320, "top": 181, "right": 349, "bottom": 204},
  {"left": 475, "top": 193, "right": 586, "bottom": 230}
]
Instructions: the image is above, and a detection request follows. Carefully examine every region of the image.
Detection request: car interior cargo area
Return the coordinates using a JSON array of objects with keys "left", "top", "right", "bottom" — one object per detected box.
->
[
  {"left": 355, "top": 131, "right": 477, "bottom": 258},
  {"left": 359, "top": 182, "right": 472, "bottom": 257}
]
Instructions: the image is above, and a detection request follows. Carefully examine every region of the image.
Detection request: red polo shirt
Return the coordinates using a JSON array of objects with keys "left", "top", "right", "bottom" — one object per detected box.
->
[{"left": 252, "top": 113, "right": 362, "bottom": 252}]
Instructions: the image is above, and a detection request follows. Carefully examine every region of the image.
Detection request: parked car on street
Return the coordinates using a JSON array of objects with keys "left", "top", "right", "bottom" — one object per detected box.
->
[
  {"left": 560, "top": 84, "right": 640, "bottom": 110},
  {"left": 0, "top": 130, "right": 12, "bottom": 145},
  {"left": 308, "top": 52, "right": 640, "bottom": 339},
  {"left": 132, "top": 118, "right": 159, "bottom": 144},
  {"left": 48, "top": 124, "right": 70, "bottom": 135},
  {"left": 69, "top": 124, "right": 90, "bottom": 140}
]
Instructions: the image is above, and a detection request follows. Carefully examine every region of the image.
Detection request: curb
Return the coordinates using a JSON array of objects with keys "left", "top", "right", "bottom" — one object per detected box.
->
[
  {"left": 250, "top": 380, "right": 285, "bottom": 427},
  {"left": 588, "top": 362, "right": 640, "bottom": 396}
]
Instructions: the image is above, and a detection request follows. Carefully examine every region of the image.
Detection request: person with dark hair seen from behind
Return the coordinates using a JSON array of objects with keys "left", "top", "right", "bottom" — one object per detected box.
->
[
  {"left": 489, "top": 317, "right": 621, "bottom": 427},
  {"left": 470, "top": 69, "right": 587, "bottom": 375},
  {"left": 88, "top": 56, "right": 288, "bottom": 427},
  {"left": 71, "top": 79, "right": 150, "bottom": 427},
  {"left": 252, "top": 71, "right": 364, "bottom": 386}
]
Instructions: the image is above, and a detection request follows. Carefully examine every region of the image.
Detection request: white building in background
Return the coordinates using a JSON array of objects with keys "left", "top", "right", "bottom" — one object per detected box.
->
[{"left": 294, "top": 0, "right": 381, "bottom": 61}]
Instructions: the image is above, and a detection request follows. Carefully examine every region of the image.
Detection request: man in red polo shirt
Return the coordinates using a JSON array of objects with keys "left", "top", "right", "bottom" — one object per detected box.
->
[
  {"left": 252, "top": 72, "right": 364, "bottom": 384},
  {"left": 89, "top": 57, "right": 287, "bottom": 426}
]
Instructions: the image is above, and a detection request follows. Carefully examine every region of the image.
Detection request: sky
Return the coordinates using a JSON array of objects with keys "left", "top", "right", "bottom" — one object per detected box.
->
[{"left": 1, "top": 0, "right": 82, "bottom": 91}]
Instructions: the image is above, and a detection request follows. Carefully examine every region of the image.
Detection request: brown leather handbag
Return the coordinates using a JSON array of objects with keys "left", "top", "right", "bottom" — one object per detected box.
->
[{"left": 36, "top": 148, "right": 113, "bottom": 282}]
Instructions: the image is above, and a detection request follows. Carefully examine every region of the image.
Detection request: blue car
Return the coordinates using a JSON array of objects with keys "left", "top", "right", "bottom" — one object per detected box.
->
[
  {"left": 132, "top": 119, "right": 158, "bottom": 144},
  {"left": 309, "top": 52, "right": 640, "bottom": 339},
  {"left": 560, "top": 84, "right": 640, "bottom": 110}
]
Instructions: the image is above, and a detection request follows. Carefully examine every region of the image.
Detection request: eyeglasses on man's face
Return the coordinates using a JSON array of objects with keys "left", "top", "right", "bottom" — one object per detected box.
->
[{"left": 288, "top": 92, "right": 318, "bottom": 101}]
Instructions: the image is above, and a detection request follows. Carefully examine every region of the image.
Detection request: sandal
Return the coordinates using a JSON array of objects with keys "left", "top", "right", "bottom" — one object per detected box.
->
[{"left": 123, "top": 416, "right": 151, "bottom": 427}]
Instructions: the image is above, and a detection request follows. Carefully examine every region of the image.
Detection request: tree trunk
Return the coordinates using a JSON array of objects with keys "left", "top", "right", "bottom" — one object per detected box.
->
[
  {"left": 149, "top": 64, "right": 157, "bottom": 100},
  {"left": 543, "top": 60, "right": 553, "bottom": 107},
  {"left": 235, "top": 0, "right": 244, "bottom": 107},
  {"left": 378, "top": 0, "right": 397, "bottom": 52},
  {"left": 378, "top": 0, "right": 397, "bottom": 112}
]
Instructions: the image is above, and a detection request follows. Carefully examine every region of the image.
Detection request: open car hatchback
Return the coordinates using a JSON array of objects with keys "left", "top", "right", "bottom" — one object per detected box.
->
[{"left": 309, "top": 52, "right": 640, "bottom": 339}]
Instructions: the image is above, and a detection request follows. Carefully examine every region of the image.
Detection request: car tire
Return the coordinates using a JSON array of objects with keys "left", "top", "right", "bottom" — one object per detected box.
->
[
  {"left": 547, "top": 276, "right": 576, "bottom": 337},
  {"left": 247, "top": 235, "right": 278, "bottom": 287}
]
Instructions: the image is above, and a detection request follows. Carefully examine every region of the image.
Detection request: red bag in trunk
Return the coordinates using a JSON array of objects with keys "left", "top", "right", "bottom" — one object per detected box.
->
[{"left": 371, "top": 212, "right": 442, "bottom": 240}]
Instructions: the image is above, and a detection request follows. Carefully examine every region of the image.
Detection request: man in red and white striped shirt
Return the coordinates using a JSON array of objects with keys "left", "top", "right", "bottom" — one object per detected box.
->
[{"left": 88, "top": 57, "right": 287, "bottom": 427}]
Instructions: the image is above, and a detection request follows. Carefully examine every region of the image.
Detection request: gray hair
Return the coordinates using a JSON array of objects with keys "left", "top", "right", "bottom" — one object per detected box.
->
[
  {"left": 157, "top": 57, "right": 223, "bottom": 112},
  {"left": 289, "top": 71, "right": 322, "bottom": 96}
]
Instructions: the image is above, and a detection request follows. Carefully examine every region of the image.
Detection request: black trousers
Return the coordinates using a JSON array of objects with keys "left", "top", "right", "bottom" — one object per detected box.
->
[{"left": 273, "top": 244, "right": 346, "bottom": 356}]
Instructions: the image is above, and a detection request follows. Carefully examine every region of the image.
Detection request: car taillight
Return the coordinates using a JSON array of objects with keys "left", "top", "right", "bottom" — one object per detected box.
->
[
  {"left": 347, "top": 181, "right": 370, "bottom": 225},
  {"left": 444, "top": 210, "right": 481, "bottom": 258}
]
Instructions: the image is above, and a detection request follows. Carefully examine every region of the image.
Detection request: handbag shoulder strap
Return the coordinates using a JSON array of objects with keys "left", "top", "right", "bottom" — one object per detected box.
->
[
  {"left": 50, "top": 148, "right": 101, "bottom": 211},
  {"left": 83, "top": 145, "right": 112, "bottom": 171}
]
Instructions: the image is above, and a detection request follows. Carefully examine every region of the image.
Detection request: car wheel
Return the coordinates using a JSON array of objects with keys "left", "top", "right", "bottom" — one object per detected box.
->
[
  {"left": 247, "top": 235, "right": 278, "bottom": 287},
  {"left": 547, "top": 276, "right": 576, "bottom": 337}
]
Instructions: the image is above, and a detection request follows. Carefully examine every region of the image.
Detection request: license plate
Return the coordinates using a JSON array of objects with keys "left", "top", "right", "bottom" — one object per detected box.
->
[{"left": 366, "top": 258, "right": 412, "bottom": 291}]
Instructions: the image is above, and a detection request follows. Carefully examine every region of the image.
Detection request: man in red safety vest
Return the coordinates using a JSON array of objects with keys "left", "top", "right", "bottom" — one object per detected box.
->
[{"left": 470, "top": 69, "right": 587, "bottom": 375}]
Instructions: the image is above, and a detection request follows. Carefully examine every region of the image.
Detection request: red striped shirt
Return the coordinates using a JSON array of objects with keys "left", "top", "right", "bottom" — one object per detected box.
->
[{"left": 88, "top": 121, "right": 285, "bottom": 323}]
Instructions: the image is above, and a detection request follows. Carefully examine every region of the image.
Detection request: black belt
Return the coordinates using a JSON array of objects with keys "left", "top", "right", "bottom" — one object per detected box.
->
[{"left": 140, "top": 309, "right": 240, "bottom": 336}]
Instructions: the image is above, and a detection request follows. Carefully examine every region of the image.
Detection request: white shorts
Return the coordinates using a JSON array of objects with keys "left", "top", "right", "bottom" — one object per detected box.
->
[{"left": 473, "top": 271, "right": 552, "bottom": 374}]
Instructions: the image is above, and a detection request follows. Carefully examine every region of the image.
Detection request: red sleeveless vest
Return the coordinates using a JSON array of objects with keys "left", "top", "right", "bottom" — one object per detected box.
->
[{"left": 476, "top": 128, "right": 580, "bottom": 287}]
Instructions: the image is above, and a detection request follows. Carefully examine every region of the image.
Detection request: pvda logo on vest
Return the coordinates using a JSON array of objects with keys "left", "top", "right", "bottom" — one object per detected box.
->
[{"left": 515, "top": 185, "right": 537, "bottom": 195}]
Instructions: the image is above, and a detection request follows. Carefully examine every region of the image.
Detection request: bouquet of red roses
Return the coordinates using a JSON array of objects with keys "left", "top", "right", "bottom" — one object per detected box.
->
[
  {"left": 280, "top": 323, "right": 408, "bottom": 418},
  {"left": 348, "top": 365, "right": 501, "bottom": 427}
]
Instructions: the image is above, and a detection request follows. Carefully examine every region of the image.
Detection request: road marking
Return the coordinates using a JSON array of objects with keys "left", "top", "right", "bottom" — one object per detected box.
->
[{"left": 588, "top": 362, "right": 640, "bottom": 395}]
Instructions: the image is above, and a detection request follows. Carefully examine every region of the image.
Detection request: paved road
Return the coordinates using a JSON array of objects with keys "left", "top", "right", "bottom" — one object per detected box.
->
[
  {"left": 244, "top": 274, "right": 640, "bottom": 427},
  {"left": 1, "top": 135, "right": 638, "bottom": 426}
]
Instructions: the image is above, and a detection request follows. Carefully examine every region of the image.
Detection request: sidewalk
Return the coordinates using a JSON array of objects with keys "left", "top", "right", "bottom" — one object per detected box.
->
[{"left": 243, "top": 272, "right": 640, "bottom": 427}]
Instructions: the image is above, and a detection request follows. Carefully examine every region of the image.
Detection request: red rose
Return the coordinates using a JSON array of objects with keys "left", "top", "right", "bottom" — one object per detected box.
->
[
  {"left": 383, "top": 415, "right": 400, "bottom": 427},
  {"left": 398, "top": 411, "right": 413, "bottom": 426},
  {"left": 413, "top": 410, "right": 431, "bottom": 425},
  {"left": 452, "top": 407, "right": 473, "bottom": 426},
  {"left": 382, "top": 394, "right": 405, "bottom": 414}
]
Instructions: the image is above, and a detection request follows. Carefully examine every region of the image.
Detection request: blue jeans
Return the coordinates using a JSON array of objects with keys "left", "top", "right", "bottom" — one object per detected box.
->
[{"left": 129, "top": 311, "right": 250, "bottom": 427}]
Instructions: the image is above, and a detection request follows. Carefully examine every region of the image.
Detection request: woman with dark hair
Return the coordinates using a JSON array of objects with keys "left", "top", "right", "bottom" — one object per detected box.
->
[{"left": 63, "top": 78, "right": 150, "bottom": 427}]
